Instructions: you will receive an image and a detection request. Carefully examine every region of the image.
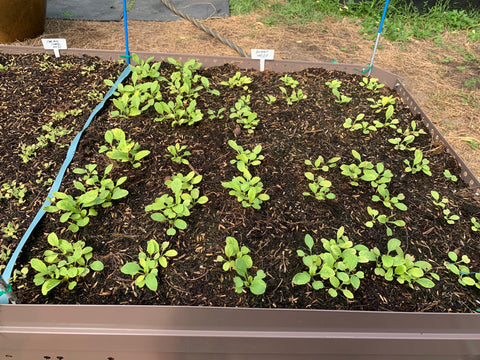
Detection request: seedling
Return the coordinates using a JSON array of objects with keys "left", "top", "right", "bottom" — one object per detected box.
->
[
  {"left": 280, "top": 75, "right": 299, "bottom": 88},
  {"left": 365, "top": 206, "right": 406, "bottom": 237},
  {"left": 145, "top": 172, "right": 208, "bottom": 235},
  {"left": 303, "top": 172, "right": 335, "bottom": 200},
  {"left": 217, "top": 237, "right": 266, "bottom": 295},
  {"left": 264, "top": 95, "right": 276, "bottom": 104},
  {"left": 368, "top": 95, "right": 395, "bottom": 112},
  {"left": 372, "top": 184, "right": 408, "bottom": 211},
  {"left": 359, "top": 77, "right": 384, "bottom": 93},
  {"left": 388, "top": 121, "right": 426, "bottom": 151},
  {"left": 472, "top": 217, "right": 480, "bottom": 231},
  {"left": 229, "top": 95, "right": 259, "bottom": 133},
  {"left": 222, "top": 169, "right": 270, "bottom": 210},
  {"left": 0, "top": 180, "right": 27, "bottom": 206},
  {"left": 443, "top": 169, "right": 458, "bottom": 182},
  {"left": 30, "top": 232, "right": 104, "bottom": 295},
  {"left": 305, "top": 155, "right": 341, "bottom": 172},
  {"left": 340, "top": 150, "right": 392, "bottom": 187},
  {"left": 404, "top": 149, "right": 432, "bottom": 176},
  {"left": 279, "top": 86, "right": 305, "bottom": 105},
  {"left": 343, "top": 113, "right": 378, "bottom": 134},
  {"left": 372, "top": 238, "right": 438, "bottom": 289},
  {"left": 293, "top": 229, "right": 375, "bottom": 299},
  {"left": 1, "top": 221, "right": 19, "bottom": 239},
  {"left": 430, "top": 191, "right": 459, "bottom": 224},
  {"left": 221, "top": 71, "right": 252, "bottom": 90},
  {"left": 165, "top": 142, "right": 191, "bottom": 165},
  {"left": 228, "top": 140, "right": 264, "bottom": 173},
  {"left": 121, "top": 239, "right": 177, "bottom": 291},
  {"left": 445, "top": 252, "right": 480, "bottom": 288},
  {"left": 99, "top": 128, "right": 150, "bottom": 168}
]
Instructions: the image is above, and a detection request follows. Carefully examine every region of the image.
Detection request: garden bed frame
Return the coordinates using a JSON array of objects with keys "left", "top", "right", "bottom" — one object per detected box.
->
[{"left": 1, "top": 46, "right": 480, "bottom": 360}]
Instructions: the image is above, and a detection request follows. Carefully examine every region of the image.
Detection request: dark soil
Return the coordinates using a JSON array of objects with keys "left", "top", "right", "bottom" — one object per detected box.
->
[{"left": 2, "top": 53, "right": 480, "bottom": 312}]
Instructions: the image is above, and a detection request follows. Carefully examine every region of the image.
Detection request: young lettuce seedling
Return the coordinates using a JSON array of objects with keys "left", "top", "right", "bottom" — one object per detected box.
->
[
  {"left": 99, "top": 128, "right": 150, "bottom": 168},
  {"left": 121, "top": 239, "right": 177, "bottom": 291}
]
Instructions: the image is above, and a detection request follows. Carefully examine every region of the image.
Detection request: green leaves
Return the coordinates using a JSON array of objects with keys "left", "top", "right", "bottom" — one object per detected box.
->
[
  {"left": 293, "top": 230, "right": 374, "bottom": 299},
  {"left": 229, "top": 95, "right": 260, "bottom": 133},
  {"left": 146, "top": 171, "right": 208, "bottom": 235},
  {"left": 218, "top": 236, "right": 266, "bottom": 295},
  {"left": 121, "top": 239, "right": 177, "bottom": 292},
  {"left": 373, "top": 239, "right": 438, "bottom": 289},
  {"left": 99, "top": 128, "right": 150, "bottom": 168},
  {"left": 404, "top": 149, "right": 432, "bottom": 176},
  {"left": 30, "top": 233, "right": 104, "bottom": 295}
]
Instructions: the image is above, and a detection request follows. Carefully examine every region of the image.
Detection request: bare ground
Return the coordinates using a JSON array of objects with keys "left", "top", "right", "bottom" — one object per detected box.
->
[{"left": 7, "top": 14, "right": 480, "bottom": 180}]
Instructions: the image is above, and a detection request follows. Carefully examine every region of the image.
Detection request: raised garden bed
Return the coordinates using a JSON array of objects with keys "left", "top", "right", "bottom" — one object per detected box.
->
[{"left": 1, "top": 47, "right": 480, "bottom": 359}]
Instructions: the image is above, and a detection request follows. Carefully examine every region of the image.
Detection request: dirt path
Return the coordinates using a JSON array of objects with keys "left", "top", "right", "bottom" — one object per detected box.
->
[{"left": 10, "top": 15, "right": 480, "bottom": 181}]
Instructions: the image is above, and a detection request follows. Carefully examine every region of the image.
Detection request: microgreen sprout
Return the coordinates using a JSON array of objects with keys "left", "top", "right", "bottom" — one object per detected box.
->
[
  {"left": 222, "top": 169, "right": 270, "bottom": 209},
  {"left": 145, "top": 171, "right": 208, "bottom": 235},
  {"left": 99, "top": 128, "right": 150, "bottom": 168},
  {"left": 121, "top": 239, "right": 177, "bottom": 291},
  {"left": 279, "top": 86, "right": 306, "bottom": 105},
  {"left": 365, "top": 206, "right": 406, "bottom": 236},
  {"left": 305, "top": 155, "right": 341, "bottom": 172},
  {"left": 430, "top": 190, "right": 460, "bottom": 224},
  {"left": 372, "top": 238, "right": 438, "bottom": 289},
  {"left": 404, "top": 149, "right": 432, "bottom": 176},
  {"left": 165, "top": 142, "right": 191, "bottom": 165},
  {"left": 443, "top": 169, "right": 458, "bottom": 182},
  {"left": 388, "top": 121, "right": 426, "bottom": 151},
  {"left": 293, "top": 229, "right": 376, "bottom": 299},
  {"left": 303, "top": 172, "right": 335, "bottom": 200},
  {"left": 0, "top": 180, "right": 27, "bottom": 206},
  {"left": 372, "top": 184, "right": 408, "bottom": 211},
  {"left": 472, "top": 217, "right": 480, "bottom": 231},
  {"left": 343, "top": 113, "right": 378, "bottom": 134},
  {"left": 217, "top": 236, "right": 266, "bottom": 295},
  {"left": 228, "top": 140, "right": 264, "bottom": 172},
  {"left": 325, "top": 79, "right": 351, "bottom": 103},
  {"left": 368, "top": 95, "right": 395, "bottom": 112},
  {"left": 229, "top": 95, "right": 260, "bottom": 133},
  {"left": 1, "top": 221, "right": 19, "bottom": 239},
  {"left": 221, "top": 71, "right": 252, "bottom": 90},
  {"left": 359, "top": 77, "right": 384, "bottom": 93},
  {"left": 30, "top": 232, "right": 104, "bottom": 295}
]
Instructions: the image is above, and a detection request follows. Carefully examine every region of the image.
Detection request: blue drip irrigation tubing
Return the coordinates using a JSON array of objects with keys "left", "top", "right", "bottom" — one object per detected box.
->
[
  {"left": 0, "top": 65, "right": 132, "bottom": 304},
  {"left": 367, "top": 0, "right": 390, "bottom": 76},
  {"left": 122, "top": 0, "right": 131, "bottom": 65}
]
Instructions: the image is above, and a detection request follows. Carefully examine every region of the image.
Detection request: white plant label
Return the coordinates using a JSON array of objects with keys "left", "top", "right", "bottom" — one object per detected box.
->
[
  {"left": 42, "top": 38, "right": 68, "bottom": 58},
  {"left": 251, "top": 49, "right": 274, "bottom": 72}
]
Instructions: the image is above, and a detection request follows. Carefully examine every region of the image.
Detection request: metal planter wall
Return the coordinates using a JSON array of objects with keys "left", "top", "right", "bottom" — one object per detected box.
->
[{"left": 0, "top": 46, "right": 479, "bottom": 360}]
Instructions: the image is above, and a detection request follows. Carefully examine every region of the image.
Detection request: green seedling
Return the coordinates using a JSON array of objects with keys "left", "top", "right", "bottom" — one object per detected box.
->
[
  {"left": 121, "top": 239, "right": 177, "bottom": 291},
  {"left": 472, "top": 217, "right": 480, "bottom": 232},
  {"left": 130, "top": 53, "right": 161, "bottom": 80},
  {"left": 0, "top": 245, "right": 11, "bottom": 273},
  {"left": 154, "top": 96, "right": 204, "bottom": 126},
  {"left": 443, "top": 169, "right": 458, "bottom": 182},
  {"left": 372, "top": 184, "right": 408, "bottom": 211},
  {"left": 445, "top": 252, "right": 480, "bottom": 288},
  {"left": 279, "top": 86, "right": 306, "bottom": 105},
  {"left": 207, "top": 108, "right": 225, "bottom": 120},
  {"left": 431, "top": 191, "right": 459, "bottom": 224},
  {"left": 221, "top": 71, "right": 252, "bottom": 90},
  {"left": 280, "top": 75, "right": 299, "bottom": 88},
  {"left": 99, "top": 128, "right": 150, "bottom": 168},
  {"left": 217, "top": 236, "right": 266, "bottom": 295},
  {"left": 305, "top": 155, "right": 341, "bottom": 172},
  {"left": 30, "top": 232, "right": 104, "bottom": 295},
  {"left": 264, "top": 95, "right": 276, "bottom": 104},
  {"left": 145, "top": 172, "right": 208, "bottom": 236},
  {"left": 228, "top": 140, "right": 264, "bottom": 173},
  {"left": 372, "top": 238, "right": 438, "bottom": 289},
  {"left": 404, "top": 149, "right": 432, "bottom": 176},
  {"left": 325, "top": 80, "right": 351, "bottom": 104},
  {"left": 303, "top": 172, "right": 335, "bottom": 200},
  {"left": 368, "top": 95, "right": 395, "bottom": 112},
  {"left": 229, "top": 95, "right": 259, "bottom": 133},
  {"left": 340, "top": 150, "right": 392, "bottom": 187},
  {"left": 0, "top": 180, "right": 27, "bottom": 205},
  {"left": 343, "top": 113, "right": 378, "bottom": 134},
  {"left": 293, "top": 229, "right": 376, "bottom": 299},
  {"left": 388, "top": 121, "right": 426, "bottom": 151},
  {"left": 365, "top": 206, "right": 406, "bottom": 237},
  {"left": 359, "top": 77, "right": 384, "bottom": 93},
  {"left": 222, "top": 169, "right": 270, "bottom": 210},
  {"left": 165, "top": 143, "right": 191, "bottom": 165},
  {"left": 373, "top": 105, "right": 399, "bottom": 129},
  {"left": 1, "top": 221, "right": 19, "bottom": 239}
]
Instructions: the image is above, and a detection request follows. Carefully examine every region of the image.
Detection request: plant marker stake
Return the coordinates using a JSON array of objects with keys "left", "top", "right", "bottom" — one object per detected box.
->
[
  {"left": 251, "top": 49, "right": 274, "bottom": 72},
  {"left": 122, "top": 0, "right": 131, "bottom": 65},
  {"left": 41, "top": 38, "right": 67, "bottom": 58},
  {"left": 367, "top": 0, "right": 390, "bottom": 76}
]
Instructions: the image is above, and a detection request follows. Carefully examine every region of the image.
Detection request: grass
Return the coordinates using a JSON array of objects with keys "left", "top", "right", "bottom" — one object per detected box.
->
[{"left": 229, "top": 0, "right": 480, "bottom": 43}]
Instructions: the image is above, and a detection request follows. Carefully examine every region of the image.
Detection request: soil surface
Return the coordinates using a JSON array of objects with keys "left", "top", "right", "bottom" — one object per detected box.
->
[{"left": 1, "top": 53, "right": 480, "bottom": 312}]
